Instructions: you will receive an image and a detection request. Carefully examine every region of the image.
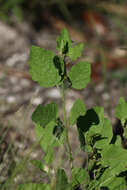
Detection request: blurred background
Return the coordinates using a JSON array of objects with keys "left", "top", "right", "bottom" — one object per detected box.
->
[{"left": 0, "top": 0, "right": 127, "bottom": 189}]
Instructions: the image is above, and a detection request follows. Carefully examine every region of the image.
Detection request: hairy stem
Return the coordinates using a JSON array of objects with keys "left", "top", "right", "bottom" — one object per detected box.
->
[{"left": 62, "top": 81, "right": 74, "bottom": 171}]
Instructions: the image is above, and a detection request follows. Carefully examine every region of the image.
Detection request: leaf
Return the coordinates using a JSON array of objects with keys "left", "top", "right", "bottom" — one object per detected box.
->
[
  {"left": 88, "top": 168, "right": 126, "bottom": 190},
  {"left": 35, "top": 121, "right": 64, "bottom": 152},
  {"left": 115, "top": 97, "right": 127, "bottom": 126},
  {"left": 88, "top": 180, "right": 99, "bottom": 190},
  {"left": 72, "top": 168, "right": 89, "bottom": 187},
  {"left": 43, "top": 147, "right": 54, "bottom": 164},
  {"left": 69, "top": 99, "right": 86, "bottom": 126},
  {"left": 90, "top": 118, "right": 113, "bottom": 149},
  {"left": 102, "top": 176, "right": 126, "bottom": 190},
  {"left": 124, "top": 127, "right": 127, "bottom": 139},
  {"left": 34, "top": 121, "right": 65, "bottom": 165},
  {"left": 77, "top": 108, "right": 100, "bottom": 151},
  {"left": 67, "top": 43, "right": 84, "bottom": 61},
  {"left": 56, "top": 29, "right": 84, "bottom": 61},
  {"left": 68, "top": 61, "right": 91, "bottom": 89},
  {"left": 82, "top": 107, "right": 112, "bottom": 150},
  {"left": 32, "top": 102, "right": 58, "bottom": 127},
  {"left": 17, "top": 183, "right": 51, "bottom": 190},
  {"left": 34, "top": 119, "right": 65, "bottom": 164},
  {"left": 55, "top": 169, "right": 72, "bottom": 190},
  {"left": 98, "top": 168, "right": 127, "bottom": 190},
  {"left": 28, "top": 46, "right": 61, "bottom": 87},
  {"left": 101, "top": 144, "right": 127, "bottom": 174},
  {"left": 56, "top": 28, "right": 72, "bottom": 54}
]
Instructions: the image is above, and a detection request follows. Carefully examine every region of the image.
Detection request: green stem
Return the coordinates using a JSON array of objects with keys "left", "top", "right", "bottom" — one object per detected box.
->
[{"left": 62, "top": 81, "right": 74, "bottom": 171}]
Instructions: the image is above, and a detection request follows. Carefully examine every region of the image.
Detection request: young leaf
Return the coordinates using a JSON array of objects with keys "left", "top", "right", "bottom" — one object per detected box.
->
[
  {"left": 115, "top": 97, "right": 127, "bottom": 126},
  {"left": 17, "top": 183, "right": 51, "bottom": 190},
  {"left": 67, "top": 43, "right": 84, "bottom": 61},
  {"left": 68, "top": 61, "right": 91, "bottom": 89},
  {"left": 55, "top": 169, "right": 72, "bottom": 190},
  {"left": 32, "top": 102, "right": 58, "bottom": 127},
  {"left": 69, "top": 99, "right": 86, "bottom": 126},
  {"left": 28, "top": 46, "right": 61, "bottom": 87},
  {"left": 56, "top": 28, "right": 72, "bottom": 54}
]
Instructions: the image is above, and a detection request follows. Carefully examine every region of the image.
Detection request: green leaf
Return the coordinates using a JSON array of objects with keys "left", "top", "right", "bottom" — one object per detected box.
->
[
  {"left": 35, "top": 121, "right": 64, "bottom": 152},
  {"left": 68, "top": 61, "right": 91, "bottom": 89},
  {"left": 69, "top": 99, "right": 86, "bottom": 125},
  {"left": 77, "top": 108, "right": 100, "bottom": 151},
  {"left": 124, "top": 127, "right": 127, "bottom": 139},
  {"left": 34, "top": 119, "right": 65, "bottom": 164},
  {"left": 34, "top": 121, "right": 65, "bottom": 165},
  {"left": 72, "top": 168, "right": 89, "bottom": 187},
  {"left": 56, "top": 28, "right": 72, "bottom": 54},
  {"left": 98, "top": 168, "right": 127, "bottom": 190},
  {"left": 56, "top": 28, "right": 84, "bottom": 61},
  {"left": 88, "top": 168, "right": 127, "bottom": 190},
  {"left": 28, "top": 46, "right": 61, "bottom": 87},
  {"left": 101, "top": 144, "right": 127, "bottom": 174},
  {"left": 114, "top": 135, "right": 122, "bottom": 146},
  {"left": 90, "top": 118, "right": 113, "bottom": 149},
  {"left": 102, "top": 176, "right": 126, "bottom": 190},
  {"left": 77, "top": 107, "right": 113, "bottom": 152},
  {"left": 88, "top": 180, "right": 99, "bottom": 190},
  {"left": 55, "top": 169, "right": 72, "bottom": 190},
  {"left": 17, "top": 183, "right": 51, "bottom": 190},
  {"left": 67, "top": 43, "right": 84, "bottom": 61},
  {"left": 43, "top": 147, "right": 54, "bottom": 164},
  {"left": 83, "top": 107, "right": 112, "bottom": 150},
  {"left": 32, "top": 102, "right": 58, "bottom": 127},
  {"left": 115, "top": 97, "right": 127, "bottom": 126}
]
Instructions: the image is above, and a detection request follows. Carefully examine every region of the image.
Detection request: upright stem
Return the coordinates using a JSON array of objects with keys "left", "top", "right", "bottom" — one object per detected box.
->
[{"left": 62, "top": 81, "right": 74, "bottom": 171}]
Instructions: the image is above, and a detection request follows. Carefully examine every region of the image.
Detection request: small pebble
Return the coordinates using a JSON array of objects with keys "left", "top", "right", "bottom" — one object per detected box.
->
[
  {"left": 31, "top": 152, "right": 38, "bottom": 159},
  {"left": 6, "top": 53, "right": 27, "bottom": 67},
  {"left": 95, "top": 83, "right": 104, "bottom": 93},
  {"left": 10, "top": 76, "right": 18, "bottom": 84},
  {"left": 13, "top": 85, "right": 22, "bottom": 92},
  {"left": 47, "top": 88, "right": 61, "bottom": 98},
  {"left": 6, "top": 96, "right": 16, "bottom": 103},
  {"left": 20, "top": 79, "right": 30, "bottom": 87},
  {"left": 31, "top": 97, "right": 42, "bottom": 105},
  {"left": 102, "top": 93, "right": 110, "bottom": 101}
]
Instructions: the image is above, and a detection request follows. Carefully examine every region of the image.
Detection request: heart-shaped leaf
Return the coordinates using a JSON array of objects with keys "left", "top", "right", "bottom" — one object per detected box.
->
[
  {"left": 32, "top": 102, "right": 58, "bottom": 127},
  {"left": 68, "top": 61, "right": 91, "bottom": 89},
  {"left": 28, "top": 46, "right": 61, "bottom": 87}
]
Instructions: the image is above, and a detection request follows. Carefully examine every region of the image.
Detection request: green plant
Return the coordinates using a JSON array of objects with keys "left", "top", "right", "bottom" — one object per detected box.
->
[{"left": 16, "top": 28, "right": 127, "bottom": 190}]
